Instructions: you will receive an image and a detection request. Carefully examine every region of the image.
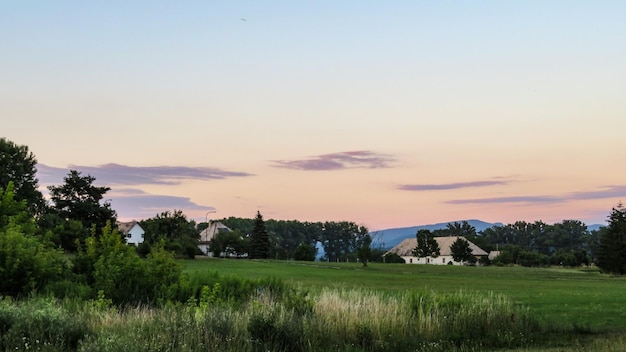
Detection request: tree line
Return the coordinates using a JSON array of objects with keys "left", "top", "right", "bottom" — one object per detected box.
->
[
  {"left": 211, "top": 216, "right": 371, "bottom": 263},
  {"left": 408, "top": 214, "right": 626, "bottom": 274},
  {"left": 2, "top": 135, "right": 626, "bottom": 284}
]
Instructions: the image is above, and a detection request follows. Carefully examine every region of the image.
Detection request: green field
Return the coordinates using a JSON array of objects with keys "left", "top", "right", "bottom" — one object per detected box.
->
[{"left": 184, "top": 258, "right": 626, "bottom": 331}]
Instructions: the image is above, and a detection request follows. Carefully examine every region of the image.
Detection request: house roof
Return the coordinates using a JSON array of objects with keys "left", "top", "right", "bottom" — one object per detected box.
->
[
  {"left": 116, "top": 221, "right": 140, "bottom": 235},
  {"left": 386, "top": 236, "right": 488, "bottom": 257},
  {"left": 199, "top": 221, "right": 231, "bottom": 243}
]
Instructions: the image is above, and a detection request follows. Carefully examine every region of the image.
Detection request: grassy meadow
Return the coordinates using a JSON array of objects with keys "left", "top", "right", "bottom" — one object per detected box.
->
[
  {"left": 184, "top": 258, "right": 626, "bottom": 331},
  {"left": 2, "top": 259, "right": 626, "bottom": 351}
]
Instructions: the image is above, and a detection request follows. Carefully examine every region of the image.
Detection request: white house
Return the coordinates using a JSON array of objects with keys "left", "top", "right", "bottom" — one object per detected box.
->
[
  {"left": 198, "top": 221, "right": 232, "bottom": 255},
  {"left": 117, "top": 221, "right": 145, "bottom": 246},
  {"left": 385, "top": 236, "right": 488, "bottom": 265}
]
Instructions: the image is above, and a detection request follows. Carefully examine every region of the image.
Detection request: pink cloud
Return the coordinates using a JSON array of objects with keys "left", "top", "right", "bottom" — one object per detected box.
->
[{"left": 272, "top": 150, "right": 394, "bottom": 170}]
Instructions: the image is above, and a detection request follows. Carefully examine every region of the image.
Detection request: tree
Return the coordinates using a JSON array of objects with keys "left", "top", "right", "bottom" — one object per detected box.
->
[
  {"left": 293, "top": 242, "right": 316, "bottom": 261},
  {"left": 1, "top": 182, "right": 34, "bottom": 232},
  {"left": 596, "top": 203, "right": 626, "bottom": 275},
  {"left": 445, "top": 221, "right": 477, "bottom": 237},
  {"left": 249, "top": 211, "right": 270, "bottom": 259},
  {"left": 450, "top": 238, "right": 476, "bottom": 264},
  {"left": 413, "top": 229, "right": 440, "bottom": 258},
  {"left": 0, "top": 138, "right": 45, "bottom": 215},
  {"left": 140, "top": 210, "right": 199, "bottom": 259},
  {"left": 319, "top": 221, "right": 364, "bottom": 262},
  {"left": 209, "top": 229, "right": 247, "bottom": 258},
  {"left": 355, "top": 231, "right": 372, "bottom": 267},
  {"left": 0, "top": 182, "right": 65, "bottom": 297},
  {"left": 74, "top": 221, "right": 183, "bottom": 305},
  {"left": 47, "top": 170, "right": 117, "bottom": 237},
  {"left": 380, "top": 252, "right": 405, "bottom": 263}
]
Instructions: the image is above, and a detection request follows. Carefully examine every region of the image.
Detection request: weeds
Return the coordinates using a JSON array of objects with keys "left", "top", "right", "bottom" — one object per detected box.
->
[{"left": 0, "top": 282, "right": 616, "bottom": 351}]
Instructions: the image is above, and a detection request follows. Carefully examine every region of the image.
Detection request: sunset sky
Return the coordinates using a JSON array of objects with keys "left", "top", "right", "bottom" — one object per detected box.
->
[{"left": 3, "top": 1, "right": 625, "bottom": 230}]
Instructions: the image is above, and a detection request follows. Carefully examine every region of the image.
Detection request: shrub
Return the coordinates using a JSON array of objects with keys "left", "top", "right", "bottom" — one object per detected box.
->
[
  {"left": 74, "top": 223, "right": 184, "bottom": 306},
  {"left": 0, "top": 224, "right": 66, "bottom": 297}
]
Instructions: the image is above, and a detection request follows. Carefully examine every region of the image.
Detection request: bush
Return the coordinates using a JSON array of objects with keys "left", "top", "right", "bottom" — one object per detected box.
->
[
  {"left": 0, "top": 224, "right": 66, "bottom": 297},
  {"left": 379, "top": 252, "right": 405, "bottom": 263},
  {"left": 73, "top": 223, "right": 184, "bottom": 306}
]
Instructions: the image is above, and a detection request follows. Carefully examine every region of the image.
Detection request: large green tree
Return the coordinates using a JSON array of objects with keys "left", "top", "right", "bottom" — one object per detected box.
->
[
  {"left": 450, "top": 237, "right": 476, "bottom": 264},
  {"left": 140, "top": 210, "right": 199, "bottom": 259},
  {"left": 293, "top": 241, "right": 317, "bottom": 261},
  {"left": 43, "top": 171, "right": 113, "bottom": 253},
  {"left": 47, "top": 170, "right": 117, "bottom": 237},
  {"left": 0, "top": 182, "right": 65, "bottom": 297},
  {"left": 413, "top": 229, "right": 440, "bottom": 259},
  {"left": 0, "top": 138, "right": 45, "bottom": 215},
  {"left": 249, "top": 211, "right": 270, "bottom": 259},
  {"left": 596, "top": 203, "right": 626, "bottom": 275},
  {"left": 209, "top": 229, "right": 248, "bottom": 258}
]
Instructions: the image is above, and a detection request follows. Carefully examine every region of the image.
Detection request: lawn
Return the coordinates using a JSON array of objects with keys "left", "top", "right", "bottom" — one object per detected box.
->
[{"left": 184, "top": 258, "right": 626, "bottom": 331}]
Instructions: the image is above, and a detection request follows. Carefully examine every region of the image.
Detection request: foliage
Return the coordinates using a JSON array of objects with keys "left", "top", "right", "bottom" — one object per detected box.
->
[
  {"left": 439, "top": 221, "right": 477, "bottom": 237},
  {"left": 46, "top": 170, "right": 116, "bottom": 246},
  {"left": 0, "top": 182, "right": 35, "bottom": 234},
  {"left": 209, "top": 229, "right": 248, "bottom": 258},
  {"left": 140, "top": 210, "right": 199, "bottom": 259},
  {"left": 0, "top": 138, "right": 45, "bottom": 215},
  {"left": 319, "top": 221, "right": 368, "bottom": 262},
  {"left": 222, "top": 216, "right": 374, "bottom": 262},
  {"left": 0, "top": 223, "right": 67, "bottom": 297},
  {"left": 293, "top": 242, "right": 316, "bottom": 261},
  {"left": 249, "top": 211, "right": 270, "bottom": 259},
  {"left": 0, "top": 296, "right": 91, "bottom": 351},
  {"left": 355, "top": 232, "right": 372, "bottom": 267},
  {"left": 45, "top": 217, "right": 89, "bottom": 253},
  {"left": 450, "top": 237, "right": 476, "bottom": 264},
  {"left": 413, "top": 229, "right": 440, "bottom": 258},
  {"left": 73, "top": 222, "right": 183, "bottom": 305},
  {"left": 491, "top": 245, "right": 550, "bottom": 267},
  {"left": 596, "top": 203, "right": 626, "bottom": 275},
  {"left": 0, "top": 184, "right": 66, "bottom": 297},
  {"left": 0, "top": 287, "right": 545, "bottom": 352},
  {"left": 379, "top": 252, "right": 405, "bottom": 263}
]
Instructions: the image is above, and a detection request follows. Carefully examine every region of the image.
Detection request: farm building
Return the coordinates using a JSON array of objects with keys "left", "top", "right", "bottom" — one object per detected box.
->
[
  {"left": 385, "top": 236, "right": 488, "bottom": 265},
  {"left": 198, "top": 221, "right": 232, "bottom": 255},
  {"left": 117, "top": 221, "right": 145, "bottom": 246}
]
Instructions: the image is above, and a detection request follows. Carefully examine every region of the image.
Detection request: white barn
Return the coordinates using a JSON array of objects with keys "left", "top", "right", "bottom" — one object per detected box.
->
[
  {"left": 385, "top": 236, "right": 488, "bottom": 265},
  {"left": 198, "top": 221, "right": 232, "bottom": 255},
  {"left": 117, "top": 221, "right": 145, "bottom": 246}
]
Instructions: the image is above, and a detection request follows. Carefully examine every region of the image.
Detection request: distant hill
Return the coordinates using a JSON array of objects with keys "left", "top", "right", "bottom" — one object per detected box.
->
[
  {"left": 587, "top": 223, "right": 605, "bottom": 232},
  {"left": 370, "top": 220, "right": 606, "bottom": 250},
  {"left": 370, "top": 219, "right": 502, "bottom": 250}
]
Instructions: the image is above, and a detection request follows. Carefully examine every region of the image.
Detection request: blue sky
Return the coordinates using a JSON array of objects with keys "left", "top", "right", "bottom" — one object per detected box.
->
[{"left": 2, "top": 1, "right": 625, "bottom": 229}]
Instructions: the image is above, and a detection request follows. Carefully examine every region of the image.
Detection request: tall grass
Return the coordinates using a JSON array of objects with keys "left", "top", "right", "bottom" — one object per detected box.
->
[{"left": 3, "top": 280, "right": 623, "bottom": 351}]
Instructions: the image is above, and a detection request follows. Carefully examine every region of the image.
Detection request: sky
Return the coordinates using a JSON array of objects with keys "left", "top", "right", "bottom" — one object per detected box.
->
[{"left": 2, "top": 1, "right": 625, "bottom": 231}]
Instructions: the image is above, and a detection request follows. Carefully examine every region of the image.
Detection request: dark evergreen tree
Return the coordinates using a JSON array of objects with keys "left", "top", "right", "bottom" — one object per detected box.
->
[
  {"left": 596, "top": 203, "right": 626, "bottom": 274},
  {"left": 413, "top": 229, "right": 440, "bottom": 258},
  {"left": 249, "top": 211, "right": 269, "bottom": 259},
  {"left": 450, "top": 237, "right": 476, "bottom": 264}
]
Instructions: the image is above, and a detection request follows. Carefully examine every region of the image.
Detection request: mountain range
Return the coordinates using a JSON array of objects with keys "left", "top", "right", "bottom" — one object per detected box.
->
[
  {"left": 369, "top": 219, "right": 500, "bottom": 250},
  {"left": 369, "top": 219, "right": 605, "bottom": 250}
]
